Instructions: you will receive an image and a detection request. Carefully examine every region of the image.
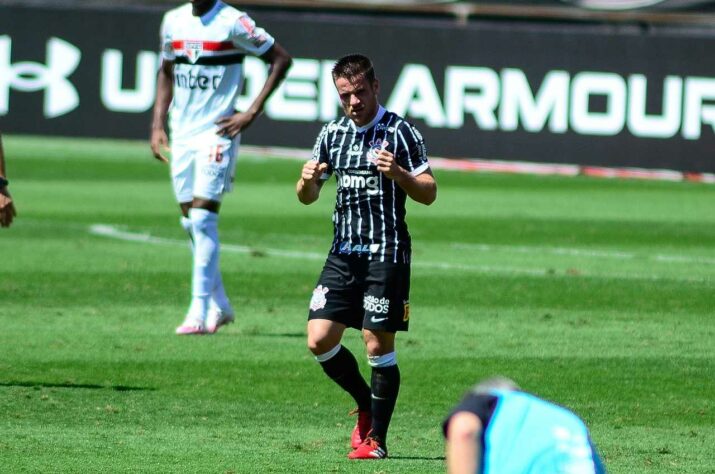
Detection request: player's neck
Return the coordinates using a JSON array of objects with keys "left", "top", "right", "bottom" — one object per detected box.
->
[
  {"left": 191, "top": 0, "right": 218, "bottom": 17},
  {"left": 354, "top": 105, "right": 385, "bottom": 132}
]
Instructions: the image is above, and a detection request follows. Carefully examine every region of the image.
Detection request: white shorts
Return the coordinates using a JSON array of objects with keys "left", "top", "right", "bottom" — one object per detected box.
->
[{"left": 170, "top": 131, "right": 240, "bottom": 203}]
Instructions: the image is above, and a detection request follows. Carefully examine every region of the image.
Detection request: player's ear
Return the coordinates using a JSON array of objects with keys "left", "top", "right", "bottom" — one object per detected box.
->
[{"left": 372, "top": 78, "right": 380, "bottom": 96}]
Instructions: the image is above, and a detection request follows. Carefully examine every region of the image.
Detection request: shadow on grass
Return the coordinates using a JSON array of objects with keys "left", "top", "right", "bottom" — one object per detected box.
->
[
  {"left": 0, "top": 381, "right": 155, "bottom": 391},
  {"left": 390, "top": 455, "right": 446, "bottom": 461}
]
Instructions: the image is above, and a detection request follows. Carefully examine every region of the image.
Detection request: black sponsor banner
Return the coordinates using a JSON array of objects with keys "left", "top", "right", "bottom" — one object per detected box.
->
[{"left": 1, "top": 4, "right": 714, "bottom": 172}]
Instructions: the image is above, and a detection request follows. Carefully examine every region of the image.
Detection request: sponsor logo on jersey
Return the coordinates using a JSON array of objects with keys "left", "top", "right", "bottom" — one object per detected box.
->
[
  {"left": 338, "top": 241, "right": 379, "bottom": 255},
  {"left": 238, "top": 16, "right": 256, "bottom": 36},
  {"left": 310, "top": 285, "right": 329, "bottom": 311},
  {"left": 364, "top": 295, "right": 390, "bottom": 314},
  {"left": 174, "top": 71, "right": 222, "bottom": 90},
  {"left": 0, "top": 35, "right": 81, "bottom": 118},
  {"left": 347, "top": 143, "right": 362, "bottom": 157},
  {"left": 338, "top": 171, "right": 380, "bottom": 195},
  {"left": 238, "top": 15, "right": 268, "bottom": 47}
]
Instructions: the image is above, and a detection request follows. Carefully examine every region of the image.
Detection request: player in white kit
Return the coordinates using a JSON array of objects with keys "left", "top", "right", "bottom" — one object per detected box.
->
[{"left": 150, "top": 0, "right": 291, "bottom": 335}]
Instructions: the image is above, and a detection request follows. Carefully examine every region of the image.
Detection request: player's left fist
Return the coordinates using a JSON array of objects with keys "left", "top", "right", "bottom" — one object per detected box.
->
[{"left": 375, "top": 150, "right": 402, "bottom": 180}]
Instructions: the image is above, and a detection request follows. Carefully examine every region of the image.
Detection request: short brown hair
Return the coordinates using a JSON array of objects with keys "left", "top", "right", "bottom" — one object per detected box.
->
[{"left": 332, "top": 54, "right": 376, "bottom": 84}]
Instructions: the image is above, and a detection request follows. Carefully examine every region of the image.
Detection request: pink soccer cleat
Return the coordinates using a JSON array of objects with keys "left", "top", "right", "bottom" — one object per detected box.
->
[
  {"left": 206, "top": 308, "right": 235, "bottom": 334},
  {"left": 350, "top": 409, "right": 372, "bottom": 449},
  {"left": 348, "top": 435, "right": 387, "bottom": 460},
  {"left": 175, "top": 320, "right": 206, "bottom": 335}
]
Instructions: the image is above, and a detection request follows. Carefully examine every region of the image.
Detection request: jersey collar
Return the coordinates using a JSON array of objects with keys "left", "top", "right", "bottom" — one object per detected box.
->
[
  {"left": 199, "top": 0, "right": 223, "bottom": 24},
  {"left": 354, "top": 105, "right": 386, "bottom": 133}
]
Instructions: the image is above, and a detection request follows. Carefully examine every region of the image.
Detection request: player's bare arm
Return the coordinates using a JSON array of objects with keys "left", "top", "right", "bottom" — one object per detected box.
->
[
  {"left": 446, "top": 411, "right": 482, "bottom": 474},
  {"left": 375, "top": 149, "right": 437, "bottom": 205},
  {"left": 215, "top": 42, "right": 292, "bottom": 137},
  {"left": 0, "top": 132, "right": 16, "bottom": 228},
  {"left": 150, "top": 59, "right": 174, "bottom": 163},
  {"left": 296, "top": 161, "right": 327, "bottom": 205}
]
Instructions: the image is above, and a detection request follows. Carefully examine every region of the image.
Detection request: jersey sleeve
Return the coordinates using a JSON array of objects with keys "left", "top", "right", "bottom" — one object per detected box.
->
[
  {"left": 395, "top": 122, "right": 430, "bottom": 176},
  {"left": 312, "top": 124, "right": 333, "bottom": 180},
  {"left": 230, "top": 14, "right": 275, "bottom": 57},
  {"left": 159, "top": 12, "right": 175, "bottom": 61},
  {"left": 442, "top": 393, "right": 498, "bottom": 438}
]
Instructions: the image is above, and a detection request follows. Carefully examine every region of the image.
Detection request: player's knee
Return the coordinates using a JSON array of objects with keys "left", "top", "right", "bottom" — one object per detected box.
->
[
  {"left": 307, "top": 332, "right": 335, "bottom": 356},
  {"left": 363, "top": 331, "right": 394, "bottom": 357},
  {"left": 306, "top": 335, "right": 322, "bottom": 355}
]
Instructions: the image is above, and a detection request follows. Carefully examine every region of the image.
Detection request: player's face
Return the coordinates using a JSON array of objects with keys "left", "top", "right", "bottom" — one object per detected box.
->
[{"left": 335, "top": 75, "right": 380, "bottom": 128}]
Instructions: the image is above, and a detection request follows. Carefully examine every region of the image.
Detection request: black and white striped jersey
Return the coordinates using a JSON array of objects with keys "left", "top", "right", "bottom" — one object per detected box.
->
[{"left": 313, "top": 106, "right": 430, "bottom": 263}]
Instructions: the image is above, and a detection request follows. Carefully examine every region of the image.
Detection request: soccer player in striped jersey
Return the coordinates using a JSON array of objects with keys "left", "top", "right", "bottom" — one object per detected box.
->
[
  {"left": 150, "top": 0, "right": 291, "bottom": 335},
  {"left": 297, "top": 54, "right": 437, "bottom": 459}
]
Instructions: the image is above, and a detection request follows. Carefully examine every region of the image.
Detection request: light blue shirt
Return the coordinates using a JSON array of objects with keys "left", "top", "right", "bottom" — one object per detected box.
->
[{"left": 483, "top": 390, "right": 605, "bottom": 474}]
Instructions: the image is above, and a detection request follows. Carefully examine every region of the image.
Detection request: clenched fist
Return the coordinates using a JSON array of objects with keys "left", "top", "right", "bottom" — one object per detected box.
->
[{"left": 301, "top": 161, "right": 328, "bottom": 183}]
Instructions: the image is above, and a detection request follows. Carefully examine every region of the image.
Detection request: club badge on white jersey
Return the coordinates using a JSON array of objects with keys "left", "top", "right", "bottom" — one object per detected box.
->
[{"left": 184, "top": 40, "right": 204, "bottom": 64}]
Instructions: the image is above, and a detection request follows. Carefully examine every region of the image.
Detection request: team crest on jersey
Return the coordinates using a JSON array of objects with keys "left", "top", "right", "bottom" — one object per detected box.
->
[
  {"left": 185, "top": 41, "right": 203, "bottom": 64},
  {"left": 366, "top": 140, "right": 389, "bottom": 165},
  {"left": 310, "top": 285, "right": 329, "bottom": 311}
]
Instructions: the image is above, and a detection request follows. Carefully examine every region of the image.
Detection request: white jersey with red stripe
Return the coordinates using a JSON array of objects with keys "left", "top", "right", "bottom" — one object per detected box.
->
[{"left": 160, "top": 1, "right": 275, "bottom": 139}]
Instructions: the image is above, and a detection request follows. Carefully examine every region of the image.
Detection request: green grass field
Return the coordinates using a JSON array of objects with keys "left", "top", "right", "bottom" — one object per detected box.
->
[{"left": 1, "top": 135, "right": 713, "bottom": 473}]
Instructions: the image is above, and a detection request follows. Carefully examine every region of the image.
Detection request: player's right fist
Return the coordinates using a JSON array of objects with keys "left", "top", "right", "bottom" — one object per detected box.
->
[{"left": 302, "top": 161, "right": 328, "bottom": 182}]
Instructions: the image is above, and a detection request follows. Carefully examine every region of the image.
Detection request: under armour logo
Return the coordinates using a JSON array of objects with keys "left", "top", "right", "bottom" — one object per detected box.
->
[{"left": 0, "top": 35, "right": 81, "bottom": 118}]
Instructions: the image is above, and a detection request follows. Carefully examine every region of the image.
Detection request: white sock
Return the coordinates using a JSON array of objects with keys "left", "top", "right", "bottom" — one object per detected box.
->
[
  {"left": 187, "top": 208, "right": 219, "bottom": 321},
  {"left": 210, "top": 270, "right": 230, "bottom": 312},
  {"left": 181, "top": 215, "right": 230, "bottom": 313}
]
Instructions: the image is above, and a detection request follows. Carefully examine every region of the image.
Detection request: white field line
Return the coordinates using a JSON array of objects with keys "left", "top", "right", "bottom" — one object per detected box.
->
[
  {"left": 452, "top": 242, "right": 633, "bottom": 259},
  {"left": 88, "top": 224, "right": 712, "bottom": 284},
  {"left": 653, "top": 254, "right": 715, "bottom": 265},
  {"left": 88, "top": 224, "right": 325, "bottom": 260},
  {"left": 451, "top": 242, "right": 715, "bottom": 266}
]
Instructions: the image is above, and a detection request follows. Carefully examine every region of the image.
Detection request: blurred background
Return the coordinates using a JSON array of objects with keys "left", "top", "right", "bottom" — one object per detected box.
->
[{"left": 1, "top": 0, "right": 714, "bottom": 175}]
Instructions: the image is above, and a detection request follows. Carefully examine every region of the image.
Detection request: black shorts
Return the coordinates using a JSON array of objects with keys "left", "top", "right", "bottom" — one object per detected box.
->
[{"left": 308, "top": 254, "right": 411, "bottom": 332}]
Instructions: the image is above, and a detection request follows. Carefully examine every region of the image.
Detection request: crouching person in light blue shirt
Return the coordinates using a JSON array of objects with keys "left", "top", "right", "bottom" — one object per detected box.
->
[{"left": 443, "top": 377, "right": 606, "bottom": 474}]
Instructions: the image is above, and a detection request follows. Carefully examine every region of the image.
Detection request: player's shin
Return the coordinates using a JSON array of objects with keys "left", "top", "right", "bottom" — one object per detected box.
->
[
  {"left": 316, "top": 345, "right": 371, "bottom": 411},
  {"left": 368, "top": 352, "right": 400, "bottom": 443},
  {"left": 187, "top": 208, "right": 219, "bottom": 321},
  {"left": 182, "top": 215, "right": 229, "bottom": 310}
]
